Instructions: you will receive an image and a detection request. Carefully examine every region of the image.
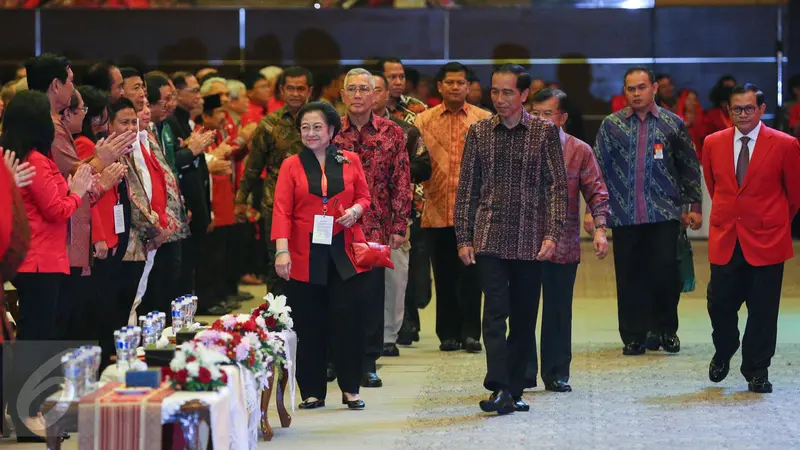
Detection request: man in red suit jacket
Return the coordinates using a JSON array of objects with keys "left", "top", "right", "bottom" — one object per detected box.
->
[{"left": 701, "top": 83, "right": 800, "bottom": 394}]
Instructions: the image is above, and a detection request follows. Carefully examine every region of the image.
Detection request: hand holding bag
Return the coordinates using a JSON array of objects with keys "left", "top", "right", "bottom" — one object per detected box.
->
[{"left": 336, "top": 203, "right": 394, "bottom": 270}]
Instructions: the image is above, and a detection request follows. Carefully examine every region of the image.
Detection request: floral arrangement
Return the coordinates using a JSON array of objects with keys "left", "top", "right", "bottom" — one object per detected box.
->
[
  {"left": 167, "top": 341, "right": 229, "bottom": 392},
  {"left": 209, "top": 315, "right": 273, "bottom": 387},
  {"left": 251, "top": 293, "right": 293, "bottom": 332}
]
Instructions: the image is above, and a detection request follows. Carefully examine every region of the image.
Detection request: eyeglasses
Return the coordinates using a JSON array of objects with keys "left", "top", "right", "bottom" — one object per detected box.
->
[
  {"left": 531, "top": 110, "right": 560, "bottom": 118},
  {"left": 345, "top": 86, "right": 372, "bottom": 95},
  {"left": 731, "top": 105, "right": 757, "bottom": 116},
  {"left": 72, "top": 106, "right": 89, "bottom": 114}
]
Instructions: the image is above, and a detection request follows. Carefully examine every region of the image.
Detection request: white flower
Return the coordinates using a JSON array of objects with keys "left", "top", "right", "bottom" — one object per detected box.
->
[
  {"left": 169, "top": 351, "right": 187, "bottom": 371},
  {"left": 236, "top": 314, "right": 251, "bottom": 324},
  {"left": 186, "top": 361, "right": 200, "bottom": 377},
  {"left": 268, "top": 295, "right": 290, "bottom": 316},
  {"left": 209, "top": 365, "right": 221, "bottom": 379},
  {"left": 255, "top": 316, "right": 266, "bottom": 330}
]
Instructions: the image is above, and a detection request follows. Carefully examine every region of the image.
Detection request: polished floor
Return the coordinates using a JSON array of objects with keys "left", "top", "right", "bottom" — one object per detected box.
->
[{"left": 4, "top": 241, "right": 800, "bottom": 449}]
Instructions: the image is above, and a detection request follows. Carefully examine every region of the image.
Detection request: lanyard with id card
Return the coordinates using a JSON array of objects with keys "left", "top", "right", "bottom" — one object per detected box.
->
[
  {"left": 312, "top": 167, "right": 334, "bottom": 245},
  {"left": 113, "top": 189, "right": 125, "bottom": 234}
]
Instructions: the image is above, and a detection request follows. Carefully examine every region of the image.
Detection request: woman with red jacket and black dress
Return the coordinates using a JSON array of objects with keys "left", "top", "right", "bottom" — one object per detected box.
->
[{"left": 272, "top": 102, "right": 371, "bottom": 410}]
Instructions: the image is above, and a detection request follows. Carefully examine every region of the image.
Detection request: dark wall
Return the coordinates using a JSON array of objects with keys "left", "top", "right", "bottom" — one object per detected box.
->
[{"left": 0, "top": 6, "right": 786, "bottom": 141}]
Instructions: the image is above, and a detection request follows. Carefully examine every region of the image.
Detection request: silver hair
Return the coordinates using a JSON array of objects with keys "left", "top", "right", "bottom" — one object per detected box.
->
[
  {"left": 343, "top": 68, "right": 375, "bottom": 89},
  {"left": 260, "top": 66, "right": 283, "bottom": 84},
  {"left": 226, "top": 80, "right": 247, "bottom": 100},
  {"left": 200, "top": 76, "right": 227, "bottom": 96}
]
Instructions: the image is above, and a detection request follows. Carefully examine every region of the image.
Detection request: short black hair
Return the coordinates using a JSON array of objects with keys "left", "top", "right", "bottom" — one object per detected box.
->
[
  {"left": 492, "top": 64, "right": 532, "bottom": 92},
  {"left": 467, "top": 70, "right": 480, "bottom": 84},
  {"left": 378, "top": 57, "right": 403, "bottom": 71},
  {"left": 109, "top": 97, "right": 136, "bottom": 123},
  {"left": 120, "top": 67, "right": 143, "bottom": 81},
  {"left": 77, "top": 85, "right": 108, "bottom": 142},
  {"left": 531, "top": 88, "right": 570, "bottom": 112},
  {"left": 655, "top": 73, "right": 671, "bottom": 83},
  {"left": 145, "top": 72, "right": 171, "bottom": 104},
  {"left": 730, "top": 83, "right": 765, "bottom": 106},
  {"left": 279, "top": 66, "right": 313, "bottom": 90},
  {"left": 295, "top": 101, "right": 341, "bottom": 139},
  {"left": 372, "top": 71, "right": 389, "bottom": 89},
  {"left": 436, "top": 62, "right": 469, "bottom": 83},
  {"left": 788, "top": 74, "right": 800, "bottom": 91},
  {"left": 243, "top": 70, "right": 266, "bottom": 91},
  {"left": 25, "top": 53, "right": 71, "bottom": 93},
  {"left": 0, "top": 90, "right": 55, "bottom": 160},
  {"left": 84, "top": 62, "right": 115, "bottom": 92},
  {"left": 624, "top": 67, "right": 656, "bottom": 84},
  {"left": 171, "top": 71, "right": 194, "bottom": 90}
]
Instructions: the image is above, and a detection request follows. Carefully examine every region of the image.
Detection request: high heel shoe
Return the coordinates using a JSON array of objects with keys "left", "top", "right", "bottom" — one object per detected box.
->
[
  {"left": 341, "top": 394, "right": 365, "bottom": 410},
  {"left": 298, "top": 399, "right": 325, "bottom": 409}
]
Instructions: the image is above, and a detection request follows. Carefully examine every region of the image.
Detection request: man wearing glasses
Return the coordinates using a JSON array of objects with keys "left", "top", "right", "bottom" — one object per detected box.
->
[
  {"left": 334, "top": 68, "right": 410, "bottom": 389},
  {"left": 594, "top": 67, "right": 703, "bottom": 357},
  {"left": 235, "top": 66, "right": 313, "bottom": 297},
  {"left": 701, "top": 83, "right": 800, "bottom": 394}
]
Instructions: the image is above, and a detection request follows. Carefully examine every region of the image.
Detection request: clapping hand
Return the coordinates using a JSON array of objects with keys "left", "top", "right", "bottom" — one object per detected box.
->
[
  {"left": 68, "top": 164, "right": 94, "bottom": 198},
  {"left": 95, "top": 131, "right": 138, "bottom": 165},
  {"left": 99, "top": 162, "right": 127, "bottom": 191},
  {"left": 3, "top": 148, "right": 35, "bottom": 188}
]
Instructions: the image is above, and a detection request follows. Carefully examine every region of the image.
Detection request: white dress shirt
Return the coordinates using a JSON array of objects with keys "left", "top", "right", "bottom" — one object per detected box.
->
[{"left": 733, "top": 120, "right": 762, "bottom": 166}]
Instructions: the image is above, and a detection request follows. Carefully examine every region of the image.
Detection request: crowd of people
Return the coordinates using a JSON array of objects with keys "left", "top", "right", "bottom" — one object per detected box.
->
[{"left": 0, "top": 50, "right": 799, "bottom": 442}]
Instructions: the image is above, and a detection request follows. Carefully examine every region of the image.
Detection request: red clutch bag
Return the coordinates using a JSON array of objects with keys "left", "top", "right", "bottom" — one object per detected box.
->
[{"left": 338, "top": 204, "right": 394, "bottom": 270}]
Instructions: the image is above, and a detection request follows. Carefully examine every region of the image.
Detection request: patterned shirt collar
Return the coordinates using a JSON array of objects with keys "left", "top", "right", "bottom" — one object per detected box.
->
[
  {"left": 624, "top": 102, "right": 660, "bottom": 120},
  {"left": 491, "top": 109, "right": 534, "bottom": 130},
  {"left": 439, "top": 103, "right": 469, "bottom": 117},
  {"left": 341, "top": 112, "right": 381, "bottom": 132}
]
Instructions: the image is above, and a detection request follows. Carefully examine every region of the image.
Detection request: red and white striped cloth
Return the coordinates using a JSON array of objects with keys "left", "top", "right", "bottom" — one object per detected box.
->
[{"left": 78, "top": 382, "right": 174, "bottom": 450}]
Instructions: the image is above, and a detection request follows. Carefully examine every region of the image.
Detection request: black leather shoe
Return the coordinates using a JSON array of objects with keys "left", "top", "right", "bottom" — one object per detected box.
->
[
  {"left": 326, "top": 364, "right": 337, "bottom": 382},
  {"left": 748, "top": 376, "right": 773, "bottom": 393},
  {"left": 661, "top": 334, "right": 681, "bottom": 353},
  {"left": 382, "top": 343, "right": 400, "bottom": 357},
  {"left": 512, "top": 396, "right": 530, "bottom": 412},
  {"left": 396, "top": 332, "right": 413, "bottom": 346},
  {"left": 623, "top": 342, "right": 646, "bottom": 355},
  {"left": 478, "top": 390, "right": 515, "bottom": 415},
  {"left": 342, "top": 395, "right": 366, "bottom": 409},
  {"left": 439, "top": 340, "right": 461, "bottom": 352},
  {"left": 709, "top": 357, "right": 730, "bottom": 383},
  {"left": 544, "top": 380, "right": 572, "bottom": 392},
  {"left": 644, "top": 332, "right": 661, "bottom": 351},
  {"left": 361, "top": 372, "right": 383, "bottom": 388},
  {"left": 463, "top": 337, "right": 482, "bottom": 353},
  {"left": 299, "top": 399, "right": 326, "bottom": 409}
]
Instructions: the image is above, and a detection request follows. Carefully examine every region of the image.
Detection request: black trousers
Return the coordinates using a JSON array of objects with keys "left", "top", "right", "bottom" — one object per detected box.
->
[
  {"left": 55, "top": 267, "right": 95, "bottom": 341},
  {"left": 402, "top": 217, "right": 430, "bottom": 332},
  {"left": 428, "top": 227, "right": 482, "bottom": 343},
  {"left": 224, "top": 224, "right": 245, "bottom": 296},
  {"left": 612, "top": 220, "right": 681, "bottom": 344},
  {"left": 285, "top": 266, "right": 369, "bottom": 400},
  {"left": 708, "top": 242, "right": 784, "bottom": 379},
  {"left": 142, "top": 240, "right": 183, "bottom": 314},
  {"left": 92, "top": 258, "right": 146, "bottom": 367},
  {"left": 179, "top": 230, "right": 205, "bottom": 302},
  {"left": 241, "top": 221, "right": 265, "bottom": 277},
  {"left": 525, "top": 262, "right": 578, "bottom": 386},
  {"left": 363, "top": 268, "right": 385, "bottom": 373},
  {"left": 195, "top": 226, "right": 228, "bottom": 310},
  {"left": 13, "top": 272, "right": 63, "bottom": 341},
  {"left": 477, "top": 255, "right": 542, "bottom": 397}
]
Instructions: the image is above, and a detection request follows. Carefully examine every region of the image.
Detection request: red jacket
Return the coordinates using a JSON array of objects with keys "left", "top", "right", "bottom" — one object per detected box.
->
[
  {"left": 271, "top": 149, "right": 371, "bottom": 284},
  {"left": 702, "top": 125, "right": 800, "bottom": 267},
  {"left": 18, "top": 151, "right": 83, "bottom": 274}
]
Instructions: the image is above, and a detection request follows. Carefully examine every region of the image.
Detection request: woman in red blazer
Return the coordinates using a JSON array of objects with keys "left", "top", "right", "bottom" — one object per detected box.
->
[
  {"left": 1, "top": 91, "right": 93, "bottom": 342},
  {"left": 272, "top": 102, "right": 371, "bottom": 410}
]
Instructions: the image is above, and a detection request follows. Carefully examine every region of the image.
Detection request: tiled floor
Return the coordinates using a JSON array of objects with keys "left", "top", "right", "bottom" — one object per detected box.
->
[{"left": 4, "top": 241, "right": 800, "bottom": 449}]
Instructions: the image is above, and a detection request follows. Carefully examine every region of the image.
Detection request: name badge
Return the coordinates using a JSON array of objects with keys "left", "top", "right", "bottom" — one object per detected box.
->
[
  {"left": 114, "top": 204, "right": 125, "bottom": 234},
  {"left": 654, "top": 143, "right": 664, "bottom": 160},
  {"left": 312, "top": 215, "right": 334, "bottom": 245}
]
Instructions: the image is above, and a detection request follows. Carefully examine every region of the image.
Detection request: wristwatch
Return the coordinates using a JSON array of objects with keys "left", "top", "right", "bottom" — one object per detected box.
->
[{"left": 594, "top": 224, "right": 607, "bottom": 232}]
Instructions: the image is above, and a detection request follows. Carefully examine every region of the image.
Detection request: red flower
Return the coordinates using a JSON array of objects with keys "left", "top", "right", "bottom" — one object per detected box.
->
[
  {"left": 186, "top": 356, "right": 196, "bottom": 363},
  {"left": 221, "top": 371, "right": 228, "bottom": 383},
  {"left": 265, "top": 317, "right": 278, "bottom": 330},
  {"left": 198, "top": 367, "right": 212, "bottom": 384},
  {"left": 175, "top": 369, "right": 188, "bottom": 384}
]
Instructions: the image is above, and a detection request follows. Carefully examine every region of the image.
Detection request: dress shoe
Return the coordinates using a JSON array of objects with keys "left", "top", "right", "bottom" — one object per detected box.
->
[
  {"left": 361, "top": 372, "right": 383, "bottom": 388},
  {"left": 439, "top": 340, "right": 461, "bottom": 352},
  {"left": 342, "top": 395, "right": 366, "bottom": 409},
  {"left": 644, "top": 332, "right": 662, "bottom": 351},
  {"left": 478, "top": 390, "right": 514, "bottom": 415},
  {"left": 622, "top": 342, "right": 646, "bottom": 356},
  {"left": 544, "top": 380, "right": 572, "bottom": 392},
  {"left": 708, "top": 357, "right": 730, "bottom": 383},
  {"left": 661, "top": 334, "right": 681, "bottom": 353},
  {"left": 396, "top": 332, "right": 413, "bottom": 346},
  {"left": 748, "top": 376, "right": 773, "bottom": 393},
  {"left": 298, "top": 399, "right": 326, "bottom": 409},
  {"left": 463, "top": 337, "right": 482, "bottom": 353},
  {"left": 382, "top": 343, "right": 400, "bottom": 357},
  {"left": 512, "top": 396, "right": 530, "bottom": 412},
  {"left": 326, "top": 365, "right": 337, "bottom": 382}
]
